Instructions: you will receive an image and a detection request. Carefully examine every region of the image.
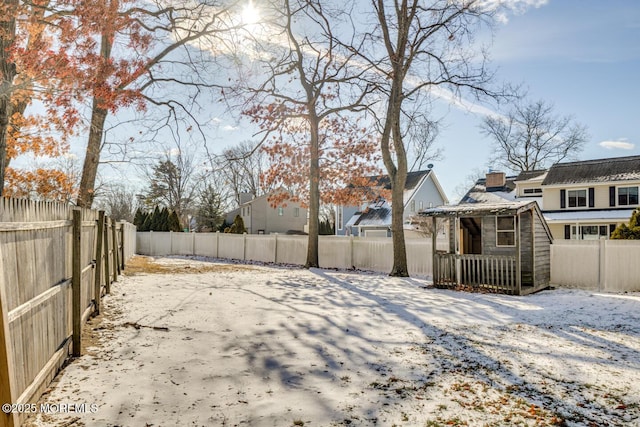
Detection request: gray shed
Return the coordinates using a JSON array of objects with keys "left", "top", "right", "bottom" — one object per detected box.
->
[{"left": 420, "top": 200, "right": 553, "bottom": 295}]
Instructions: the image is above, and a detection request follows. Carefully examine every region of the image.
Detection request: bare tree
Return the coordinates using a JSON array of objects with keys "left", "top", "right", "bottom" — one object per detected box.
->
[
  {"left": 77, "top": 0, "right": 242, "bottom": 208},
  {"left": 229, "top": 0, "right": 377, "bottom": 268},
  {"left": 93, "top": 184, "right": 140, "bottom": 222},
  {"left": 351, "top": 0, "right": 499, "bottom": 276},
  {"left": 218, "top": 140, "right": 269, "bottom": 206},
  {"left": 481, "top": 99, "right": 588, "bottom": 172}
]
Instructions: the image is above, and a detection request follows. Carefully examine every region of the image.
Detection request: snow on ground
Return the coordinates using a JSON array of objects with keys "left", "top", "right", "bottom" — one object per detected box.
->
[{"left": 27, "top": 256, "right": 640, "bottom": 427}]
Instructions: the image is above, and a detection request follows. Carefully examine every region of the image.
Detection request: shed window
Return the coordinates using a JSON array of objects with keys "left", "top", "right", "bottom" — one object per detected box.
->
[{"left": 496, "top": 216, "right": 515, "bottom": 247}]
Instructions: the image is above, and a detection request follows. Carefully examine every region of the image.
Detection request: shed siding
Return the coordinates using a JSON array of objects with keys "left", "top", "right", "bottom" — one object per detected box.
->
[
  {"left": 519, "top": 212, "right": 534, "bottom": 286},
  {"left": 534, "top": 213, "right": 551, "bottom": 286}
]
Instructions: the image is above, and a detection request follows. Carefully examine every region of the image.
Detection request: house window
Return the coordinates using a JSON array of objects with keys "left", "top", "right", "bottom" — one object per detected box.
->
[
  {"left": 294, "top": 207, "right": 300, "bottom": 217},
  {"left": 247, "top": 206, "right": 251, "bottom": 215},
  {"left": 568, "top": 189, "right": 587, "bottom": 208},
  {"left": 618, "top": 187, "right": 639, "bottom": 206},
  {"left": 419, "top": 201, "right": 424, "bottom": 210},
  {"left": 410, "top": 200, "right": 416, "bottom": 212},
  {"left": 337, "top": 207, "right": 343, "bottom": 230},
  {"left": 571, "top": 224, "right": 612, "bottom": 240},
  {"left": 496, "top": 216, "right": 515, "bottom": 246},
  {"left": 523, "top": 188, "right": 542, "bottom": 195},
  {"left": 278, "top": 207, "right": 284, "bottom": 216}
]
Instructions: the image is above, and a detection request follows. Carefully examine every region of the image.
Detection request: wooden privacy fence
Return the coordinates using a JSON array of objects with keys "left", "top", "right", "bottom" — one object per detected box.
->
[{"left": 0, "top": 198, "right": 136, "bottom": 427}]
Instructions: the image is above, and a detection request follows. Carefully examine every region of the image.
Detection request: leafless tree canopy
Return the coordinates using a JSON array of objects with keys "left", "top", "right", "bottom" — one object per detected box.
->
[{"left": 482, "top": 99, "right": 588, "bottom": 172}]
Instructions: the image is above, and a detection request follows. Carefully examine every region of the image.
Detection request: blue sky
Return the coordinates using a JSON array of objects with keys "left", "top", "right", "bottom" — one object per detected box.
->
[
  {"left": 435, "top": 0, "right": 640, "bottom": 200},
  {"left": 16, "top": 0, "right": 639, "bottom": 204}
]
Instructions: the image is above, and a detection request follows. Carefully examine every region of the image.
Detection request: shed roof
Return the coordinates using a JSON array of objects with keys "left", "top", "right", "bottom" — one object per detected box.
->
[
  {"left": 542, "top": 155, "right": 640, "bottom": 185},
  {"left": 419, "top": 200, "right": 536, "bottom": 217}
]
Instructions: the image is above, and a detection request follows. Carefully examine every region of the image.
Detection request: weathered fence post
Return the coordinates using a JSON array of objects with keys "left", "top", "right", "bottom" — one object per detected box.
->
[
  {"left": 111, "top": 218, "right": 118, "bottom": 282},
  {"left": 94, "top": 211, "right": 105, "bottom": 315},
  {"left": 72, "top": 209, "right": 82, "bottom": 357},
  {"left": 120, "top": 222, "right": 125, "bottom": 271},
  {"left": 104, "top": 218, "right": 111, "bottom": 294},
  {"left": 0, "top": 285, "right": 16, "bottom": 427}
]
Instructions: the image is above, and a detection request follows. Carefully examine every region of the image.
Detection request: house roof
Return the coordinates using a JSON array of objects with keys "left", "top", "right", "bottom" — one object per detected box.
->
[
  {"left": 515, "top": 170, "right": 547, "bottom": 182},
  {"left": 542, "top": 155, "right": 640, "bottom": 185},
  {"left": 351, "top": 205, "right": 392, "bottom": 228},
  {"left": 362, "top": 169, "right": 432, "bottom": 191},
  {"left": 543, "top": 208, "right": 636, "bottom": 223},
  {"left": 459, "top": 175, "right": 518, "bottom": 204}
]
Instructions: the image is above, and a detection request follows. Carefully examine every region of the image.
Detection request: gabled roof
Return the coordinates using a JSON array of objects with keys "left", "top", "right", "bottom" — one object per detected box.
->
[
  {"left": 420, "top": 200, "right": 536, "bottom": 217},
  {"left": 459, "top": 176, "right": 517, "bottom": 204},
  {"left": 515, "top": 170, "right": 547, "bottom": 182},
  {"left": 542, "top": 155, "right": 640, "bottom": 185},
  {"left": 363, "top": 169, "right": 432, "bottom": 191},
  {"left": 351, "top": 204, "right": 391, "bottom": 227}
]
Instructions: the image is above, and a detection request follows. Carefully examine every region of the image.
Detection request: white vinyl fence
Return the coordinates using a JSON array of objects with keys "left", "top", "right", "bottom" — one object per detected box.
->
[
  {"left": 137, "top": 232, "right": 640, "bottom": 293},
  {"left": 550, "top": 240, "right": 640, "bottom": 292},
  {"left": 137, "top": 232, "right": 435, "bottom": 277}
]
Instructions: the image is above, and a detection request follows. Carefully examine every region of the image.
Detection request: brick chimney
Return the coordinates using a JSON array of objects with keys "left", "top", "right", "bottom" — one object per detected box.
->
[{"left": 486, "top": 171, "right": 506, "bottom": 189}]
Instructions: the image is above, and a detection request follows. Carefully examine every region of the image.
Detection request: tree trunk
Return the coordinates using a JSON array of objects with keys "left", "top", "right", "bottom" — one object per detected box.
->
[
  {"left": 77, "top": 101, "right": 108, "bottom": 208},
  {"left": 305, "top": 116, "right": 320, "bottom": 268},
  {"left": 389, "top": 167, "right": 409, "bottom": 276},
  {"left": 76, "top": 29, "right": 113, "bottom": 208},
  {"left": 381, "top": 75, "right": 410, "bottom": 277},
  {"left": 0, "top": 1, "right": 17, "bottom": 196}
]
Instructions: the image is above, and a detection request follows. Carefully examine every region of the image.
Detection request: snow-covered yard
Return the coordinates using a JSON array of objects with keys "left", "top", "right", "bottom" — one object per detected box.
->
[{"left": 28, "top": 256, "right": 640, "bottom": 427}]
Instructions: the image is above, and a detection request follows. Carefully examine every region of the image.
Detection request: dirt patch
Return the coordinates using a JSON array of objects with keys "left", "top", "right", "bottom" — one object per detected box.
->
[{"left": 123, "top": 255, "right": 257, "bottom": 275}]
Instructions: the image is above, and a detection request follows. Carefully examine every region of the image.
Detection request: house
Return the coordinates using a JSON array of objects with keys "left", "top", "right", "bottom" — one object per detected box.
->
[
  {"left": 538, "top": 155, "right": 640, "bottom": 240},
  {"left": 225, "top": 191, "right": 308, "bottom": 234},
  {"left": 336, "top": 168, "right": 448, "bottom": 237},
  {"left": 420, "top": 200, "right": 553, "bottom": 295},
  {"left": 460, "top": 171, "right": 517, "bottom": 204}
]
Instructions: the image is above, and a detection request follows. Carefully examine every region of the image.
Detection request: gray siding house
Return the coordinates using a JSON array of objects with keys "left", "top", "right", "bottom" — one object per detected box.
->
[
  {"left": 225, "top": 191, "right": 307, "bottom": 234},
  {"left": 336, "top": 169, "right": 448, "bottom": 237}
]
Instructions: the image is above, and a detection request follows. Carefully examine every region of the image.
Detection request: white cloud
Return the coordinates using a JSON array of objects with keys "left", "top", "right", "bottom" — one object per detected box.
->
[
  {"left": 599, "top": 139, "right": 635, "bottom": 150},
  {"left": 223, "top": 125, "right": 239, "bottom": 131},
  {"left": 479, "top": 0, "right": 549, "bottom": 24}
]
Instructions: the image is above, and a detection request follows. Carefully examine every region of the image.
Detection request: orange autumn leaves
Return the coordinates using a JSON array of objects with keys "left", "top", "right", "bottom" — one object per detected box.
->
[
  {"left": 1, "top": 0, "right": 149, "bottom": 199},
  {"left": 247, "top": 101, "right": 382, "bottom": 209}
]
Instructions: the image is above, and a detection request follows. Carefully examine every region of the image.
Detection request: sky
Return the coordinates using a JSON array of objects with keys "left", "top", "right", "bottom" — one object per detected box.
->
[
  {"left": 202, "top": 0, "right": 640, "bottom": 202},
  {"left": 13, "top": 0, "right": 639, "bottom": 205},
  {"left": 431, "top": 0, "right": 640, "bottom": 200}
]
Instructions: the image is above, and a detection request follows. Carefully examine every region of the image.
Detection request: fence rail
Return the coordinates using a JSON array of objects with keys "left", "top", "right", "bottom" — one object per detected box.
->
[
  {"left": 0, "top": 198, "right": 136, "bottom": 427},
  {"left": 434, "top": 253, "right": 517, "bottom": 294}
]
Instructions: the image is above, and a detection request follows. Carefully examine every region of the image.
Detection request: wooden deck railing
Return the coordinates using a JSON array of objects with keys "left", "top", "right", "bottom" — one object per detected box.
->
[{"left": 434, "top": 253, "right": 518, "bottom": 295}]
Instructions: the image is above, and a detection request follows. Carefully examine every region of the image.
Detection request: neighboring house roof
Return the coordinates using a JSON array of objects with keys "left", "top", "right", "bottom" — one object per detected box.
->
[
  {"left": 542, "top": 155, "right": 640, "bottom": 186},
  {"left": 355, "top": 169, "right": 444, "bottom": 205},
  {"left": 342, "top": 169, "right": 447, "bottom": 230},
  {"left": 459, "top": 176, "right": 517, "bottom": 204},
  {"left": 351, "top": 205, "right": 391, "bottom": 228},
  {"left": 515, "top": 170, "right": 547, "bottom": 182},
  {"left": 543, "top": 208, "right": 636, "bottom": 223}
]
